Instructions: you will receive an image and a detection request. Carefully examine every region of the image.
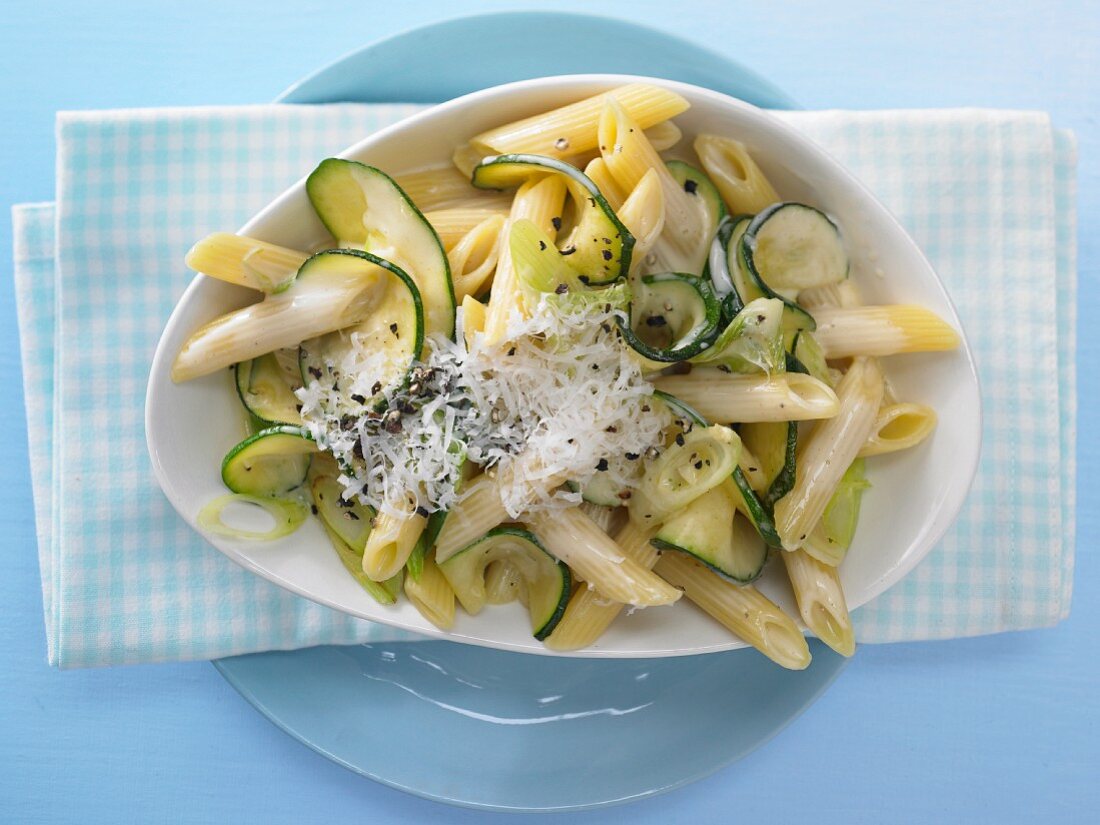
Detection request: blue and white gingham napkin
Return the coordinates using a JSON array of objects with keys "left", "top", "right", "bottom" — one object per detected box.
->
[{"left": 12, "top": 104, "right": 1076, "bottom": 667}]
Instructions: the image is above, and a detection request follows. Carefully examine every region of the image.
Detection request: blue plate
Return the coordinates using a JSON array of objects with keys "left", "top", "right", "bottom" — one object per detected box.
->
[{"left": 216, "top": 11, "right": 842, "bottom": 812}]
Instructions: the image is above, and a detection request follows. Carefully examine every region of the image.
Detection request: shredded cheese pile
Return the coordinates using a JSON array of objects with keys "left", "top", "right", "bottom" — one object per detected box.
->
[{"left": 297, "top": 293, "right": 670, "bottom": 518}]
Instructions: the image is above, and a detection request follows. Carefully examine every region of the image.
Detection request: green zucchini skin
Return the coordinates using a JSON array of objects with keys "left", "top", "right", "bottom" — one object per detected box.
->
[
  {"left": 296, "top": 248, "right": 425, "bottom": 413},
  {"left": 741, "top": 202, "right": 848, "bottom": 292},
  {"left": 472, "top": 153, "right": 634, "bottom": 285},
  {"left": 221, "top": 425, "right": 318, "bottom": 495},
  {"left": 618, "top": 272, "right": 721, "bottom": 362},
  {"left": 234, "top": 353, "right": 302, "bottom": 426},
  {"left": 439, "top": 526, "right": 571, "bottom": 640},
  {"left": 306, "top": 158, "right": 455, "bottom": 338}
]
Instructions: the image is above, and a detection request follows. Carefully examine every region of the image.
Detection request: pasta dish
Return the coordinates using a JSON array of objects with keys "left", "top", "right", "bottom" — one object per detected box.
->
[{"left": 171, "top": 84, "right": 959, "bottom": 668}]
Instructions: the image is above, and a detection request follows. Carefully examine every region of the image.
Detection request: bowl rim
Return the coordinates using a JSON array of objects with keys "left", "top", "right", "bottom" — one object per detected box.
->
[{"left": 146, "top": 73, "right": 982, "bottom": 656}]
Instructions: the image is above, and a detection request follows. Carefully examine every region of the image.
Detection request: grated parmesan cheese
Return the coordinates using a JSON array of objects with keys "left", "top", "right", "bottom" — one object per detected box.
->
[{"left": 297, "top": 292, "right": 670, "bottom": 519}]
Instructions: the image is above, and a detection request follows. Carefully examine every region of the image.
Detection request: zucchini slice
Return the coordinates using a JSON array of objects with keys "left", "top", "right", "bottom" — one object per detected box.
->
[
  {"left": 309, "top": 472, "right": 375, "bottom": 554},
  {"left": 715, "top": 216, "right": 816, "bottom": 335},
  {"left": 472, "top": 153, "right": 634, "bottom": 285},
  {"left": 619, "top": 272, "right": 721, "bottom": 362},
  {"left": 306, "top": 158, "right": 455, "bottom": 338},
  {"left": 741, "top": 202, "right": 848, "bottom": 291},
  {"left": 221, "top": 425, "right": 318, "bottom": 495},
  {"left": 438, "top": 526, "right": 571, "bottom": 640},
  {"left": 235, "top": 352, "right": 302, "bottom": 426},
  {"left": 689, "top": 296, "right": 785, "bottom": 374},
  {"left": 741, "top": 421, "right": 798, "bottom": 507},
  {"left": 730, "top": 467, "right": 783, "bottom": 547},
  {"left": 661, "top": 160, "right": 727, "bottom": 275},
  {"left": 297, "top": 249, "right": 424, "bottom": 412},
  {"left": 653, "top": 481, "right": 768, "bottom": 583}
]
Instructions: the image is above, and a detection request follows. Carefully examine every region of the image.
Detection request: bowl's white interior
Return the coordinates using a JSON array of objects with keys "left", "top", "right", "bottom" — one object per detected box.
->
[{"left": 146, "top": 74, "right": 981, "bottom": 657}]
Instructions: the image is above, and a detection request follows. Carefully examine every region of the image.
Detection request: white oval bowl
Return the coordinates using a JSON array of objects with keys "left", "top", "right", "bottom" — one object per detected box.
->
[{"left": 146, "top": 74, "right": 981, "bottom": 658}]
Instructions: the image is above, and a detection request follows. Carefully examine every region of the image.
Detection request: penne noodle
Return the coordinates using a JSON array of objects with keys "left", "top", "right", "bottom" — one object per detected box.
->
[
  {"left": 484, "top": 559, "right": 523, "bottom": 605},
  {"left": 404, "top": 552, "right": 457, "bottom": 630},
  {"left": 652, "top": 369, "right": 840, "bottom": 423},
  {"left": 654, "top": 553, "right": 811, "bottom": 670},
  {"left": 447, "top": 214, "right": 506, "bottom": 301},
  {"left": 583, "top": 157, "right": 628, "bottom": 210},
  {"left": 526, "top": 508, "right": 680, "bottom": 607},
  {"left": 363, "top": 504, "right": 428, "bottom": 582},
  {"left": 394, "top": 164, "right": 486, "bottom": 211},
  {"left": 185, "top": 233, "right": 308, "bottom": 293},
  {"left": 434, "top": 474, "right": 510, "bottom": 562},
  {"left": 483, "top": 175, "right": 568, "bottom": 344},
  {"left": 578, "top": 501, "right": 619, "bottom": 535},
  {"left": 544, "top": 519, "right": 658, "bottom": 650},
  {"left": 426, "top": 205, "right": 510, "bottom": 250},
  {"left": 460, "top": 293, "right": 487, "bottom": 349},
  {"left": 598, "top": 99, "right": 704, "bottom": 268},
  {"left": 470, "top": 83, "right": 690, "bottom": 160},
  {"left": 812, "top": 305, "right": 961, "bottom": 358},
  {"left": 617, "top": 168, "right": 666, "bottom": 263},
  {"left": 782, "top": 548, "right": 855, "bottom": 657},
  {"left": 694, "top": 134, "right": 780, "bottom": 215},
  {"left": 859, "top": 402, "right": 938, "bottom": 457},
  {"left": 645, "top": 119, "right": 683, "bottom": 152},
  {"left": 773, "top": 357, "right": 885, "bottom": 549}
]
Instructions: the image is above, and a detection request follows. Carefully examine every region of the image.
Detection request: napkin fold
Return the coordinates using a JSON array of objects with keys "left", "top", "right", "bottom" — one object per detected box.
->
[{"left": 12, "top": 103, "right": 1076, "bottom": 667}]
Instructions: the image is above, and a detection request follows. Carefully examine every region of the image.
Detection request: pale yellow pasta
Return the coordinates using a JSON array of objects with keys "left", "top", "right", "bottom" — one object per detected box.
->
[
  {"left": 185, "top": 233, "right": 308, "bottom": 293},
  {"left": 812, "top": 305, "right": 961, "bottom": 358},
  {"left": 448, "top": 214, "right": 505, "bottom": 301},
  {"left": 460, "top": 294, "right": 487, "bottom": 350},
  {"left": 470, "top": 83, "right": 689, "bottom": 159},
  {"left": 525, "top": 508, "right": 681, "bottom": 607},
  {"left": 394, "top": 164, "right": 485, "bottom": 211},
  {"left": 544, "top": 519, "right": 658, "bottom": 650},
  {"left": 653, "top": 370, "right": 840, "bottom": 423},
  {"left": 578, "top": 501, "right": 618, "bottom": 535},
  {"left": 433, "top": 474, "right": 509, "bottom": 561},
  {"left": 653, "top": 553, "right": 811, "bottom": 670},
  {"left": 782, "top": 548, "right": 855, "bottom": 657},
  {"left": 598, "top": 99, "right": 704, "bottom": 270},
  {"left": 773, "top": 357, "right": 885, "bottom": 550},
  {"left": 483, "top": 175, "right": 568, "bottom": 344},
  {"left": 693, "top": 134, "right": 780, "bottom": 215},
  {"left": 426, "top": 205, "right": 509, "bottom": 250},
  {"left": 582, "top": 157, "right": 627, "bottom": 210},
  {"left": 645, "top": 119, "right": 683, "bottom": 152},
  {"left": 859, "top": 402, "right": 938, "bottom": 457},
  {"left": 404, "top": 553, "right": 456, "bottom": 630},
  {"left": 616, "top": 169, "right": 666, "bottom": 263},
  {"left": 362, "top": 505, "right": 428, "bottom": 582}
]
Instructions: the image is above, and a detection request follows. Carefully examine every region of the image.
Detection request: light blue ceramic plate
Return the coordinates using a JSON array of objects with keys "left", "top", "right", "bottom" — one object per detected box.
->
[{"left": 215, "top": 11, "right": 843, "bottom": 812}]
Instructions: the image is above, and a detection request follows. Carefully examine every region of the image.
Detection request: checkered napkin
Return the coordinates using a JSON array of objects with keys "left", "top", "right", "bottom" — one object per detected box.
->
[{"left": 12, "top": 104, "right": 1076, "bottom": 667}]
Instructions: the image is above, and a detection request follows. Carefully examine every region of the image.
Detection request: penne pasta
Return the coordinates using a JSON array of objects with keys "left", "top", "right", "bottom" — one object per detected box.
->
[
  {"left": 598, "top": 99, "right": 705, "bottom": 270},
  {"left": 185, "top": 232, "right": 308, "bottom": 293},
  {"left": 426, "top": 205, "right": 510, "bottom": 250},
  {"left": 469, "top": 83, "right": 689, "bottom": 159},
  {"left": 447, "top": 214, "right": 506, "bottom": 301},
  {"left": 645, "top": 119, "right": 683, "bottom": 152},
  {"left": 653, "top": 370, "right": 840, "bottom": 423},
  {"left": 653, "top": 553, "right": 811, "bottom": 670},
  {"left": 362, "top": 504, "right": 428, "bottom": 582},
  {"left": 782, "top": 548, "right": 855, "bottom": 657},
  {"left": 394, "top": 164, "right": 487, "bottom": 211},
  {"left": 460, "top": 293, "right": 487, "bottom": 349},
  {"left": 433, "top": 474, "right": 509, "bottom": 562},
  {"left": 583, "top": 157, "right": 628, "bottom": 210},
  {"left": 693, "top": 134, "right": 780, "bottom": 215},
  {"left": 812, "top": 305, "right": 961, "bottom": 358},
  {"left": 617, "top": 169, "right": 666, "bottom": 264},
  {"left": 544, "top": 519, "right": 658, "bottom": 650},
  {"left": 859, "top": 402, "right": 938, "bottom": 457},
  {"left": 773, "top": 357, "right": 885, "bottom": 549},
  {"left": 526, "top": 508, "right": 680, "bottom": 607},
  {"left": 484, "top": 559, "right": 523, "bottom": 605},
  {"left": 482, "top": 175, "right": 568, "bottom": 344},
  {"left": 404, "top": 552, "right": 457, "bottom": 629}
]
